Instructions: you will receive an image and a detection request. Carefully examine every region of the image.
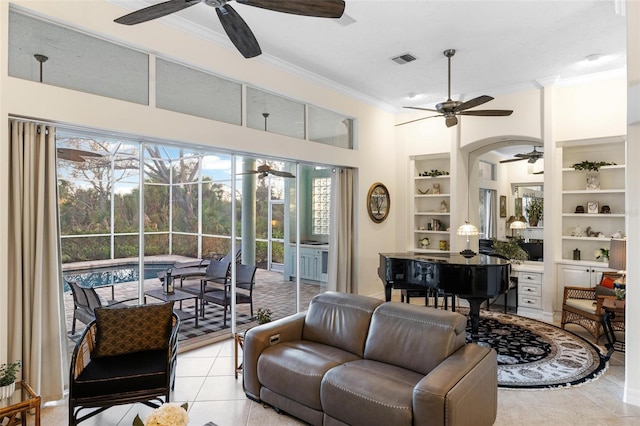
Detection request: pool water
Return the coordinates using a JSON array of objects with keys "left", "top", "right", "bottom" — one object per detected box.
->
[{"left": 63, "top": 263, "right": 174, "bottom": 291}]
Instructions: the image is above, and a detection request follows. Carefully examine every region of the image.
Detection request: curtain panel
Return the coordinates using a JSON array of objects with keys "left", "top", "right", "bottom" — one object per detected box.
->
[{"left": 8, "top": 119, "right": 66, "bottom": 402}]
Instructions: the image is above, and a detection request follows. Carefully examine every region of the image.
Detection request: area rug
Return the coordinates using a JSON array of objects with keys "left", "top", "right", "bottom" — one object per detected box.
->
[
  {"left": 466, "top": 310, "right": 607, "bottom": 389},
  {"left": 175, "top": 304, "right": 252, "bottom": 342}
]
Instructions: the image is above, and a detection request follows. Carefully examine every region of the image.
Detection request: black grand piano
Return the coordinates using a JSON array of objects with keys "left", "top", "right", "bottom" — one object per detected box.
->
[{"left": 378, "top": 252, "right": 510, "bottom": 335}]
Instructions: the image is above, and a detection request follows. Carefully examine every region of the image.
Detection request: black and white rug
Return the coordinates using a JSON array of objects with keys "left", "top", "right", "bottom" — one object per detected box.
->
[
  {"left": 467, "top": 310, "right": 607, "bottom": 389},
  {"left": 176, "top": 305, "right": 253, "bottom": 342}
]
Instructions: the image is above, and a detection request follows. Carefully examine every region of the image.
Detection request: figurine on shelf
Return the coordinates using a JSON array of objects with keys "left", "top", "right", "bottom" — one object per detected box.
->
[
  {"left": 440, "top": 200, "right": 448, "bottom": 212},
  {"left": 420, "top": 237, "right": 430, "bottom": 248},
  {"left": 572, "top": 225, "right": 582, "bottom": 237}
]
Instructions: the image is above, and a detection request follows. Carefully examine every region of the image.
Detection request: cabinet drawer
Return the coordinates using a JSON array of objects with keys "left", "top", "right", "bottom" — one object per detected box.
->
[
  {"left": 519, "top": 272, "right": 542, "bottom": 284},
  {"left": 519, "top": 295, "right": 541, "bottom": 309},
  {"left": 519, "top": 283, "right": 541, "bottom": 297}
]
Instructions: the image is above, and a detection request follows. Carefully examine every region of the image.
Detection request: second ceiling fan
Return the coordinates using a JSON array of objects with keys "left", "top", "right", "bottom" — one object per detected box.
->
[
  {"left": 114, "top": 0, "right": 346, "bottom": 59},
  {"left": 499, "top": 146, "right": 544, "bottom": 164},
  {"left": 397, "top": 49, "right": 514, "bottom": 128}
]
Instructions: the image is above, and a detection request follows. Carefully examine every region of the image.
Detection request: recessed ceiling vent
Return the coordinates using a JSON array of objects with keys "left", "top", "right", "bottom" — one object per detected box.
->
[{"left": 391, "top": 53, "right": 417, "bottom": 65}]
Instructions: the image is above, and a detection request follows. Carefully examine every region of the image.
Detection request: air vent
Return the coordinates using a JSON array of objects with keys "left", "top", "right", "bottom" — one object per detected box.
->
[{"left": 391, "top": 53, "right": 417, "bottom": 65}]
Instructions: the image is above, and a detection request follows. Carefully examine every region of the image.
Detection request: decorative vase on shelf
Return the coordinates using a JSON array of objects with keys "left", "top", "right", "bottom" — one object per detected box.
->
[
  {"left": 586, "top": 172, "right": 600, "bottom": 190},
  {"left": 0, "top": 382, "right": 15, "bottom": 400}
]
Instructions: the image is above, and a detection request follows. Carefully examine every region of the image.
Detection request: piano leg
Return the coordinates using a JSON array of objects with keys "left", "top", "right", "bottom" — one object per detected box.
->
[
  {"left": 467, "top": 298, "right": 485, "bottom": 337},
  {"left": 385, "top": 286, "right": 392, "bottom": 302}
]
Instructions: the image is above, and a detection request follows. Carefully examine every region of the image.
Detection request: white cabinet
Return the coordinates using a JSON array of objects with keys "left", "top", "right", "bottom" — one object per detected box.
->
[
  {"left": 559, "top": 137, "right": 626, "bottom": 263},
  {"left": 516, "top": 268, "right": 543, "bottom": 319},
  {"left": 288, "top": 246, "right": 328, "bottom": 282},
  {"left": 410, "top": 154, "right": 452, "bottom": 253},
  {"left": 555, "top": 262, "right": 612, "bottom": 312}
]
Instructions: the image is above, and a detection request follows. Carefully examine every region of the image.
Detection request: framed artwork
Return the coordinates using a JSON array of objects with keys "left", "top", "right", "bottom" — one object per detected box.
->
[
  {"left": 367, "top": 182, "right": 390, "bottom": 223},
  {"left": 499, "top": 195, "right": 507, "bottom": 218},
  {"left": 587, "top": 201, "right": 599, "bottom": 214}
]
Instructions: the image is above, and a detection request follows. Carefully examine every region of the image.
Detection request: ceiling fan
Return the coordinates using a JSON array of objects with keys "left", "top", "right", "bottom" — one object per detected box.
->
[
  {"left": 57, "top": 148, "right": 105, "bottom": 162},
  {"left": 239, "top": 164, "right": 295, "bottom": 178},
  {"left": 396, "top": 49, "right": 513, "bottom": 128},
  {"left": 499, "top": 146, "right": 544, "bottom": 164},
  {"left": 113, "top": 0, "right": 346, "bottom": 59}
]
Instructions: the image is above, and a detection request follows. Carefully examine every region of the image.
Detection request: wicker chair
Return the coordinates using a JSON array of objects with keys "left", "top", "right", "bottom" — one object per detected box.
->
[
  {"left": 561, "top": 272, "right": 624, "bottom": 342},
  {"left": 68, "top": 303, "right": 179, "bottom": 425}
]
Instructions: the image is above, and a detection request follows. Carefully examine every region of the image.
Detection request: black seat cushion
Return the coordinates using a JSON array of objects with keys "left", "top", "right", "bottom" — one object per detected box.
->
[{"left": 73, "top": 349, "right": 168, "bottom": 398}]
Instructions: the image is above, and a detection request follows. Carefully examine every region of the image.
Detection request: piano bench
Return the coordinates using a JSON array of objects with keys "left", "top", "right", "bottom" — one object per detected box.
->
[
  {"left": 400, "top": 288, "right": 456, "bottom": 311},
  {"left": 401, "top": 289, "right": 428, "bottom": 305}
]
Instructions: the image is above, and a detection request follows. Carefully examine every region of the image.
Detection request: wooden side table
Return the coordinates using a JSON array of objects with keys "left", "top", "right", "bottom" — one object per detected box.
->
[
  {"left": 234, "top": 332, "right": 245, "bottom": 379},
  {"left": 0, "top": 381, "right": 41, "bottom": 425},
  {"left": 601, "top": 297, "right": 625, "bottom": 360}
]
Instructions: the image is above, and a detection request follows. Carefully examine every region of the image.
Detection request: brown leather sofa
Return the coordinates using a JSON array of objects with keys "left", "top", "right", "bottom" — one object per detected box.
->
[{"left": 243, "top": 291, "right": 497, "bottom": 426}]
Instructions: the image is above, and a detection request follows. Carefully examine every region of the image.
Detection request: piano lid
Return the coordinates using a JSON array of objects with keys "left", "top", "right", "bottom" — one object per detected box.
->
[{"left": 379, "top": 252, "right": 511, "bottom": 267}]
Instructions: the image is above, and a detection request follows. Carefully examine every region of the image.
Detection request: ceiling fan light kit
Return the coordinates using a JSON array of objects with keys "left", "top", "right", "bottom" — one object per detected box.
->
[
  {"left": 114, "top": 0, "right": 346, "bottom": 58},
  {"left": 397, "top": 49, "right": 514, "bottom": 127}
]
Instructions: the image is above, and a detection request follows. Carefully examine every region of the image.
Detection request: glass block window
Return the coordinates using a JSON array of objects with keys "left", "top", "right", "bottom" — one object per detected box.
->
[{"left": 312, "top": 177, "right": 331, "bottom": 235}]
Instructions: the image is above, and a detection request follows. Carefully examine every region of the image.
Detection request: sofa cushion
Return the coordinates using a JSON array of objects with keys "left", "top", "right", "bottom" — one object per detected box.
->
[
  {"left": 321, "top": 359, "right": 423, "bottom": 426},
  {"left": 93, "top": 302, "right": 174, "bottom": 358},
  {"left": 257, "top": 340, "right": 361, "bottom": 410},
  {"left": 73, "top": 349, "right": 168, "bottom": 398},
  {"left": 302, "top": 291, "right": 383, "bottom": 357},
  {"left": 364, "top": 302, "right": 466, "bottom": 375}
]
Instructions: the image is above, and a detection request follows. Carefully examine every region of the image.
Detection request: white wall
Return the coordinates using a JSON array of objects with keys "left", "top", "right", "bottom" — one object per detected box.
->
[{"left": 0, "top": 0, "right": 398, "bottom": 352}]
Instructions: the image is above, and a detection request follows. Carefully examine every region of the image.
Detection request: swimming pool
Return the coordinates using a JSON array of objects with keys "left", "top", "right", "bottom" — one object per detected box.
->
[{"left": 63, "top": 262, "right": 174, "bottom": 291}]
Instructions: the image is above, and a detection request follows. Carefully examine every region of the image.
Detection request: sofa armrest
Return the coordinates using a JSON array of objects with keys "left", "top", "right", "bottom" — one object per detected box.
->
[
  {"left": 243, "top": 312, "right": 307, "bottom": 400},
  {"left": 413, "top": 344, "right": 497, "bottom": 426}
]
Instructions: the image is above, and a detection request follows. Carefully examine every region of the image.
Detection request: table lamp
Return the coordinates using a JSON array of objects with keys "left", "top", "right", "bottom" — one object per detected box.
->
[
  {"left": 510, "top": 219, "right": 527, "bottom": 239},
  {"left": 457, "top": 221, "right": 479, "bottom": 258},
  {"left": 608, "top": 238, "right": 626, "bottom": 285}
]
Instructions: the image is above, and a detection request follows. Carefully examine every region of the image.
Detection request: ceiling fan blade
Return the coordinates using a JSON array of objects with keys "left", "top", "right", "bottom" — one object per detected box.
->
[
  {"left": 499, "top": 157, "right": 527, "bottom": 164},
  {"left": 458, "top": 109, "right": 513, "bottom": 117},
  {"left": 445, "top": 116, "right": 458, "bottom": 127},
  {"left": 237, "top": 0, "right": 345, "bottom": 18},
  {"left": 237, "top": 170, "right": 260, "bottom": 175},
  {"left": 270, "top": 170, "right": 296, "bottom": 178},
  {"left": 533, "top": 170, "right": 544, "bottom": 174},
  {"left": 528, "top": 157, "right": 540, "bottom": 164},
  {"left": 404, "top": 106, "right": 439, "bottom": 113},
  {"left": 395, "top": 114, "right": 443, "bottom": 127},
  {"left": 454, "top": 95, "right": 493, "bottom": 112},
  {"left": 114, "top": 0, "right": 200, "bottom": 25},
  {"left": 216, "top": 4, "right": 262, "bottom": 58},
  {"left": 57, "top": 148, "right": 104, "bottom": 162}
]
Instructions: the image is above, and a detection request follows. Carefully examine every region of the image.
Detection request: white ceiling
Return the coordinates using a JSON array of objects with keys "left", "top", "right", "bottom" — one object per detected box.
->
[{"left": 108, "top": 0, "right": 627, "bottom": 113}]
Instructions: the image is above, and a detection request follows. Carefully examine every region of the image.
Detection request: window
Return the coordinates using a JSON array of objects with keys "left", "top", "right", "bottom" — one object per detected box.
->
[{"left": 312, "top": 177, "right": 331, "bottom": 235}]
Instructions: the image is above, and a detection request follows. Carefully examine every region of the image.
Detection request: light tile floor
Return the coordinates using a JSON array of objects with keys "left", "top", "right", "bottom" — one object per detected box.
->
[{"left": 41, "top": 311, "right": 639, "bottom": 425}]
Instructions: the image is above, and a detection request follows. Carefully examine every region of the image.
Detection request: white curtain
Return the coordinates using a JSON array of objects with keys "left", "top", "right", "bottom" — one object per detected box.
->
[
  {"left": 8, "top": 119, "right": 66, "bottom": 402},
  {"left": 328, "top": 168, "right": 355, "bottom": 293}
]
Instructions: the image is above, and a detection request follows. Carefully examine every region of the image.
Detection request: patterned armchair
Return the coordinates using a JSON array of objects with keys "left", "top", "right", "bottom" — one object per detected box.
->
[
  {"left": 561, "top": 272, "right": 624, "bottom": 342},
  {"left": 68, "top": 302, "right": 179, "bottom": 425}
]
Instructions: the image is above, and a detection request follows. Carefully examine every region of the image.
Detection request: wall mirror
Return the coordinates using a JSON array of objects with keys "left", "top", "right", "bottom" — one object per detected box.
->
[{"left": 367, "top": 182, "right": 390, "bottom": 223}]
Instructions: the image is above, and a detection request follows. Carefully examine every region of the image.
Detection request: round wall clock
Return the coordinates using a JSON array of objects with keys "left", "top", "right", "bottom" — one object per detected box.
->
[{"left": 367, "top": 182, "right": 390, "bottom": 223}]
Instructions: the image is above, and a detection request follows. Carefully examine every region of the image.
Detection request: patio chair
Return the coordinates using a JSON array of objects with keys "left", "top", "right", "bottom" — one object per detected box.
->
[
  {"left": 69, "top": 302, "right": 179, "bottom": 425},
  {"left": 561, "top": 272, "right": 624, "bottom": 342},
  {"left": 68, "top": 280, "right": 137, "bottom": 334},
  {"left": 201, "top": 263, "right": 257, "bottom": 325}
]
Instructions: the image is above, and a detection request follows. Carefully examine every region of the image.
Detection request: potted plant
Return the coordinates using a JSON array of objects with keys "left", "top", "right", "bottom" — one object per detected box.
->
[
  {"left": 0, "top": 360, "right": 21, "bottom": 399},
  {"left": 256, "top": 307, "right": 273, "bottom": 325},
  {"left": 491, "top": 239, "right": 529, "bottom": 264},
  {"left": 525, "top": 198, "right": 543, "bottom": 227}
]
